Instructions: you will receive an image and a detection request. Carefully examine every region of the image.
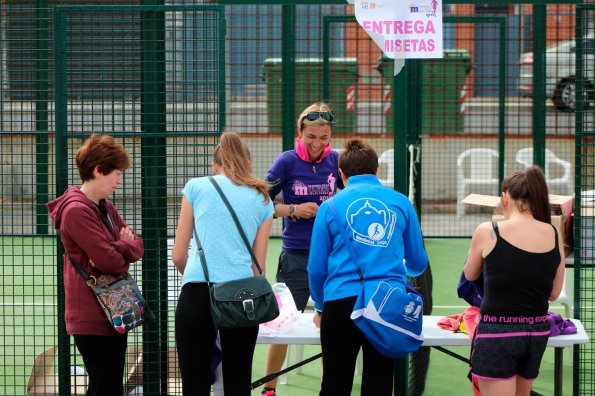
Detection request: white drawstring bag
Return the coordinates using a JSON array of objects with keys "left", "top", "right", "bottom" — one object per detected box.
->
[{"left": 259, "top": 282, "right": 301, "bottom": 334}]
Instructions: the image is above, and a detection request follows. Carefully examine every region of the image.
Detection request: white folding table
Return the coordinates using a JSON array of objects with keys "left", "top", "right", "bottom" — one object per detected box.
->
[{"left": 257, "top": 314, "right": 589, "bottom": 396}]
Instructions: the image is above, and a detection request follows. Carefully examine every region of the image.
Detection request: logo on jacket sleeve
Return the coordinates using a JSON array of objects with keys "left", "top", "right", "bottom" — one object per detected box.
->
[{"left": 345, "top": 198, "right": 396, "bottom": 247}]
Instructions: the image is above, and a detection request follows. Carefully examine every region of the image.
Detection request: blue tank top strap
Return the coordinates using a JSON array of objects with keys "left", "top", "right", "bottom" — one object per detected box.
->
[{"left": 491, "top": 220, "right": 500, "bottom": 237}]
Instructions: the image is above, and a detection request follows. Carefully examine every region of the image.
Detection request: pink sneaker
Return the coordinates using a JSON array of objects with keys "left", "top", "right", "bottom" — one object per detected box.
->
[{"left": 260, "top": 389, "right": 276, "bottom": 396}]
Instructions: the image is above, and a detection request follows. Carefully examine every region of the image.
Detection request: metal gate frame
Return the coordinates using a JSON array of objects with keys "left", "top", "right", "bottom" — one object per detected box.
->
[
  {"left": 574, "top": 5, "right": 595, "bottom": 395},
  {"left": 322, "top": 15, "right": 507, "bottom": 215},
  {"left": 53, "top": 5, "right": 225, "bottom": 395}
]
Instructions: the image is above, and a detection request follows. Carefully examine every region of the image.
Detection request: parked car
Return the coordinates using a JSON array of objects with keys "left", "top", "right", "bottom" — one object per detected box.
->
[{"left": 518, "top": 36, "right": 595, "bottom": 112}]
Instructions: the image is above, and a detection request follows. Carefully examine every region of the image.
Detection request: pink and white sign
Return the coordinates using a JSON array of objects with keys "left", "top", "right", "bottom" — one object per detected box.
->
[{"left": 353, "top": 0, "right": 443, "bottom": 67}]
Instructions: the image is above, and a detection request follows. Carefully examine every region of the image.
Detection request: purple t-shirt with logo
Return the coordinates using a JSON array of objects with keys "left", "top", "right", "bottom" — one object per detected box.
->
[{"left": 266, "top": 149, "right": 343, "bottom": 251}]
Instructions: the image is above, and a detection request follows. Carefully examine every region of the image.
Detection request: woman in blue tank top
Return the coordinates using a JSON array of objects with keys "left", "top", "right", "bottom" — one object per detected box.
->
[
  {"left": 172, "top": 132, "right": 274, "bottom": 396},
  {"left": 464, "top": 166, "right": 565, "bottom": 396}
]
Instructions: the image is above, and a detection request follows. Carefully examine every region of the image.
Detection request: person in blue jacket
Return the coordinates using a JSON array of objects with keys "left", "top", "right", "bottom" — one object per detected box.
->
[{"left": 308, "top": 139, "right": 428, "bottom": 396}]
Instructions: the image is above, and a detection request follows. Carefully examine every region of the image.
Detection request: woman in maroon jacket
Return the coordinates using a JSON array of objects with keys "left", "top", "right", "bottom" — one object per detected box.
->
[{"left": 47, "top": 134, "right": 144, "bottom": 396}]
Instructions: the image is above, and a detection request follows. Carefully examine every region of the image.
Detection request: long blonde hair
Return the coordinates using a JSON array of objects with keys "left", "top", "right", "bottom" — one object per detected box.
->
[{"left": 213, "top": 132, "right": 271, "bottom": 202}]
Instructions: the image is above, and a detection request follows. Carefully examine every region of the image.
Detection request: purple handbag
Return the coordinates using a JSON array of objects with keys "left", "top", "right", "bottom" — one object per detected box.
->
[{"left": 456, "top": 271, "right": 484, "bottom": 307}]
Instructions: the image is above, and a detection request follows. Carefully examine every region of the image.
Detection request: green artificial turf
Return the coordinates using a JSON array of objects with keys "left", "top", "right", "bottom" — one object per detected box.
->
[
  {"left": 0, "top": 237, "right": 575, "bottom": 395},
  {"left": 251, "top": 238, "right": 573, "bottom": 396}
]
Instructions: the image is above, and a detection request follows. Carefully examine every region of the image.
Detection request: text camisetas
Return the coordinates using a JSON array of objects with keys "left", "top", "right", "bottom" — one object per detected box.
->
[{"left": 362, "top": 20, "right": 437, "bottom": 53}]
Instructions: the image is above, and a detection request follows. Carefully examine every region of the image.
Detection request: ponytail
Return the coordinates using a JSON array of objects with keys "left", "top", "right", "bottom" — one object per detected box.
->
[
  {"left": 502, "top": 165, "right": 550, "bottom": 223},
  {"left": 525, "top": 166, "right": 550, "bottom": 223}
]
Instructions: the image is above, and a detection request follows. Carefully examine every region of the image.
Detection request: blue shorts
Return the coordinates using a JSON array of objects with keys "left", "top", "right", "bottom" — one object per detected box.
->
[
  {"left": 470, "top": 320, "right": 550, "bottom": 381},
  {"left": 275, "top": 250, "right": 310, "bottom": 311}
]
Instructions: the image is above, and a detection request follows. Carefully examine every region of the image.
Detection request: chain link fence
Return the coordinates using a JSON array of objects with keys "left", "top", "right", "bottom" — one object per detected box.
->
[{"left": 0, "top": 0, "right": 593, "bottom": 395}]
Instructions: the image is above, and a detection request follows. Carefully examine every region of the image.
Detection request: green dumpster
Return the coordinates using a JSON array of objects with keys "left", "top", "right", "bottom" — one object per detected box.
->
[
  {"left": 377, "top": 50, "right": 471, "bottom": 134},
  {"left": 263, "top": 58, "right": 359, "bottom": 134}
]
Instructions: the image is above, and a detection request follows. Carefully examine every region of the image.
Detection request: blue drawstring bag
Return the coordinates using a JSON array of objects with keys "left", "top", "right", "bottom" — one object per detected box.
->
[
  {"left": 326, "top": 199, "right": 424, "bottom": 358},
  {"left": 350, "top": 280, "right": 424, "bottom": 358}
]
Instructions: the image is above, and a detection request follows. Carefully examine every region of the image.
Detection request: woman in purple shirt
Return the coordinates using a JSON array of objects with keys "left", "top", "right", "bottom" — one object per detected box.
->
[{"left": 260, "top": 102, "right": 343, "bottom": 396}]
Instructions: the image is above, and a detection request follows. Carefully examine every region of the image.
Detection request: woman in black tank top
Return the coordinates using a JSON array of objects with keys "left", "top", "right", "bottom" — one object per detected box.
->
[{"left": 463, "top": 166, "right": 565, "bottom": 396}]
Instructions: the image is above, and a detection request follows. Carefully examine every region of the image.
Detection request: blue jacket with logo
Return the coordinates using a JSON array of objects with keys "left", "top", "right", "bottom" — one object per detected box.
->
[{"left": 308, "top": 174, "right": 428, "bottom": 311}]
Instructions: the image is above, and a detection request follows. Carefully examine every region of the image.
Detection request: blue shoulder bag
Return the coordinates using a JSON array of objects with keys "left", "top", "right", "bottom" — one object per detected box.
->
[{"left": 327, "top": 199, "right": 424, "bottom": 358}]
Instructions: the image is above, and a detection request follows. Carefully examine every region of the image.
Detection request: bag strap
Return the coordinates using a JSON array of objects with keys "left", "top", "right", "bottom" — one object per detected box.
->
[
  {"left": 327, "top": 199, "right": 364, "bottom": 282},
  {"left": 68, "top": 254, "right": 94, "bottom": 282},
  {"left": 57, "top": 231, "right": 94, "bottom": 282},
  {"left": 208, "top": 176, "right": 264, "bottom": 275},
  {"left": 193, "top": 228, "right": 211, "bottom": 283}
]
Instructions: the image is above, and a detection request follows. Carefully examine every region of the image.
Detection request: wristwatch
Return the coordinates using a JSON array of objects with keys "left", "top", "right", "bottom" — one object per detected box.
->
[{"left": 288, "top": 204, "right": 298, "bottom": 222}]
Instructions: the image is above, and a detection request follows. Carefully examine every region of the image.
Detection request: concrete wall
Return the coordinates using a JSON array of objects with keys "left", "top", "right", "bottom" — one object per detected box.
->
[
  {"left": 0, "top": 133, "right": 575, "bottom": 236},
  {"left": 0, "top": 134, "right": 575, "bottom": 201}
]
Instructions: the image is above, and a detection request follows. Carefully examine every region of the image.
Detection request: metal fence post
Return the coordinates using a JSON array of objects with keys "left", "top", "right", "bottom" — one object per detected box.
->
[
  {"left": 281, "top": 5, "right": 296, "bottom": 152},
  {"left": 532, "top": 5, "right": 546, "bottom": 169},
  {"left": 35, "top": 0, "right": 49, "bottom": 235},
  {"left": 140, "top": 3, "right": 168, "bottom": 394},
  {"left": 53, "top": 8, "right": 70, "bottom": 395}
]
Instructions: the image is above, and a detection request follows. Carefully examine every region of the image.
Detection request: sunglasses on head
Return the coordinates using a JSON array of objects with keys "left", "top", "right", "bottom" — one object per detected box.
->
[{"left": 304, "top": 111, "right": 334, "bottom": 122}]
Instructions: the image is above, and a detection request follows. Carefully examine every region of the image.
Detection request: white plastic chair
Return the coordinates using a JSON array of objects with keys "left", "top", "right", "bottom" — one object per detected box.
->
[
  {"left": 378, "top": 149, "right": 394, "bottom": 188},
  {"left": 456, "top": 148, "right": 500, "bottom": 216},
  {"left": 515, "top": 148, "right": 572, "bottom": 195}
]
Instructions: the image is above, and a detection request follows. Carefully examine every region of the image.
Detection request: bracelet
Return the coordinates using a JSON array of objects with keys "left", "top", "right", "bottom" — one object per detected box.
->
[{"left": 288, "top": 204, "right": 298, "bottom": 222}]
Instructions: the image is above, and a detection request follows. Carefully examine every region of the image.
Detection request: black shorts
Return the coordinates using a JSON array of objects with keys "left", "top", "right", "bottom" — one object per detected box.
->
[
  {"left": 275, "top": 250, "right": 310, "bottom": 311},
  {"left": 470, "top": 321, "right": 550, "bottom": 381}
]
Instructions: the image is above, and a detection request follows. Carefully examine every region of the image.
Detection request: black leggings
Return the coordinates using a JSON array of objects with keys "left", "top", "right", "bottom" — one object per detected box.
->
[
  {"left": 320, "top": 296, "right": 395, "bottom": 396},
  {"left": 73, "top": 334, "right": 127, "bottom": 396},
  {"left": 175, "top": 282, "right": 259, "bottom": 396}
]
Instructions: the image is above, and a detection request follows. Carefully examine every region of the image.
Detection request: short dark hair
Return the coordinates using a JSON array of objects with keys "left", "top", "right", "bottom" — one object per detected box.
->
[
  {"left": 75, "top": 134, "right": 131, "bottom": 181},
  {"left": 502, "top": 165, "right": 551, "bottom": 223},
  {"left": 339, "top": 139, "right": 378, "bottom": 178}
]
